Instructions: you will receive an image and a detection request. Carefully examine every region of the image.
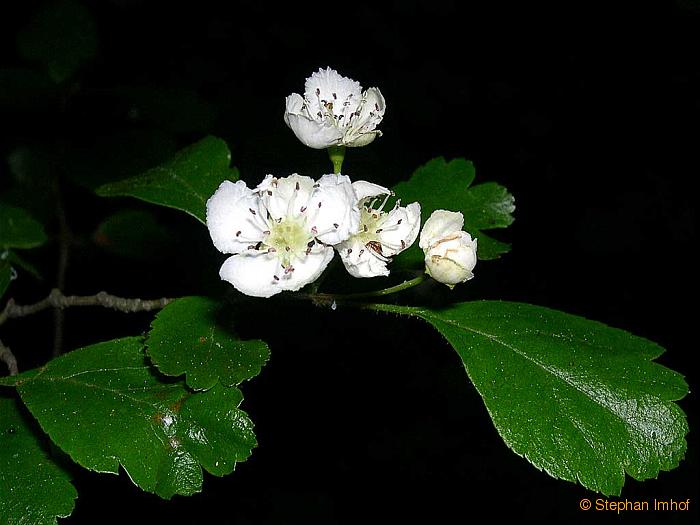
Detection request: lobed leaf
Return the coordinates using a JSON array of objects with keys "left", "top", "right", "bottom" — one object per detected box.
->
[
  {"left": 0, "top": 396, "right": 77, "bottom": 525},
  {"left": 96, "top": 136, "right": 238, "bottom": 224},
  {"left": 374, "top": 301, "right": 689, "bottom": 495},
  {"left": 147, "top": 297, "right": 270, "bottom": 390},
  {"left": 392, "top": 157, "right": 515, "bottom": 262},
  {"left": 4, "top": 337, "right": 257, "bottom": 499}
]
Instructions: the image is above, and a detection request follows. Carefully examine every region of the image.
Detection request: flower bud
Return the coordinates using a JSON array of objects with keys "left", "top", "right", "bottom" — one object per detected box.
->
[{"left": 419, "top": 210, "right": 477, "bottom": 288}]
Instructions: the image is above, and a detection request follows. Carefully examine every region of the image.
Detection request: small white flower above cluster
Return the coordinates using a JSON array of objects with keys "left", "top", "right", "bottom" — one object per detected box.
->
[
  {"left": 419, "top": 210, "right": 478, "bottom": 288},
  {"left": 284, "top": 67, "right": 386, "bottom": 149}
]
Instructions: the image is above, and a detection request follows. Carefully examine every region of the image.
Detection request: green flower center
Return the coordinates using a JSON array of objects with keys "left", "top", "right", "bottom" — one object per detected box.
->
[{"left": 265, "top": 215, "right": 312, "bottom": 268}]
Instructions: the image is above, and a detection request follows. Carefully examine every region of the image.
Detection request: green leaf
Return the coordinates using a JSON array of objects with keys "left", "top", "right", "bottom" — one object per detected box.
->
[
  {"left": 0, "top": 204, "right": 48, "bottom": 250},
  {"left": 93, "top": 210, "right": 174, "bottom": 260},
  {"left": 392, "top": 157, "right": 515, "bottom": 262},
  {"left": 96, "top": 136, "right": 238, "bottom": 224},
  {"left": 6, "top": 337, "right": 257, "bottom": 499},
  {"left": 17, "top": 0, "right": 98, "bottom": 83},
  {"left": 374, "top": 301, "right": 688, "bottom": 495},
  {"left": 0, "top": 396, "right": 77, "bottom": 525},
  {"left": 147, "top": 297, "right": 270, "bottom": 390}
]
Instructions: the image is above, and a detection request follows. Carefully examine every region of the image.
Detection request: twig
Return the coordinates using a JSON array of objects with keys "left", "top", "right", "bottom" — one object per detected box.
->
[
  {"left": 0, "top": 339, "right": 18, "bottom": 376},
  {"left": 0, "top": 289, "right": 174, "bottom": 327}
]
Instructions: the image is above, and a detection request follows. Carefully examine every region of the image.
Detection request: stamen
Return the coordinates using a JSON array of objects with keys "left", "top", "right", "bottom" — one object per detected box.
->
[
  {"left": 249, "top": 208, "right": 256, "bottom": 215},
  {"left": 347, "top": 248, "right": 353, "bottom": 254},
  {"left": 254, "top": 241, "right": 263, "bottom": 250},
  {"left": 333, "top": 223, "right": 339, "bottom": 229},
  {"left": 267, "top": 190, "right": 272, "bottom": 196},
  {"left": 273, "top": 275, "right": 280, "bottom": 281},
  {"left": 300, "top": 206, "right": 307, "bottom": 213},
  {"left": 295, "top": 181, "right": 300, "bottom": 191},
  {"left": 318, "top": 201, "right": 322, "bottom": 208},
  {"left": 401, "top": 240, "right": 406, "bottom": 249},
  {"left": 307, "top": 240, "right": 315, "bottom": 248},
  {"left": 236, "top": 231, "right": 241, "bottom": 237}
]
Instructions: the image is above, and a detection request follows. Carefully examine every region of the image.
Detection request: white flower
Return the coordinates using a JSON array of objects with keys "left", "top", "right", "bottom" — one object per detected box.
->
[
  {"left": 336, "top": 181, "right": 421, "bottom": 278},
  {"left": 206, "top": 173, "right": 360, "bottom": 298},
  {"left": 284, "top": 67, "right": 386, "bottom": 149},
  {"left": 419, "top": 210, "right": 478, "bottom": 287}
]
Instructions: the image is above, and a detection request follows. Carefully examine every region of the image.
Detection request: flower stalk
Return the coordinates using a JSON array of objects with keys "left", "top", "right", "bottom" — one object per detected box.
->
[{"left": 328, "top": 145, "right": 345, "bottom": 174}]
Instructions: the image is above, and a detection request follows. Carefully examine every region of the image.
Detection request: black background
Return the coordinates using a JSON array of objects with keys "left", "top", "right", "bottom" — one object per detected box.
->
[{"left": 1, "top": 0, "right": 697, "bottom": 523}]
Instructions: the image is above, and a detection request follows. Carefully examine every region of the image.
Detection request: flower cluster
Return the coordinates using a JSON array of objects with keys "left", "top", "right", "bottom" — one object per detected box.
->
[{"left": 207, "top": 67, "right": 478, "bottom": 297}]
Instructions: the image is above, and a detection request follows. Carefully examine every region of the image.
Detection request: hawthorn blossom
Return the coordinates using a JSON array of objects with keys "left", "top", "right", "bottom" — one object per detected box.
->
[
  {"left": 419, "top": 210, "right": 477, "bottom": 287},
  {"left": 336, "top": 181, "right": 421, "bottom": 278},
  {"left": 206, "top": 173, "right": 360, "bottom": 298},
  {"left": 284, "top": 67, "right": 386, "bottom": 149}
]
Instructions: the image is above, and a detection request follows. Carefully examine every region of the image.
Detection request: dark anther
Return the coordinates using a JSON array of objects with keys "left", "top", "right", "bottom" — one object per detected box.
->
[
  {"left": 249, "top": 208, "right": 256, "bottom": 215},
  {"left": 236, "top": 230, "right": 242, "bottom": 237},
  {"left": 333, "top": 223, "right": 339, "bottom": 229}
]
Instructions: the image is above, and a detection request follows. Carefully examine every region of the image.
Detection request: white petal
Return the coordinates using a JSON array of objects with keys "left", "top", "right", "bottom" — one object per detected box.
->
[
  {"left": 284, "top": 112, "right": 343, "bottom": 149},
  {"left": 257, "top": 173, "right": 315, "bottom": 221},
  {"left": 336, "top": 238, "right": 389, "bottom": 278},
  {"left": 307, "top": 173, "right": 360, "bottom": 245},
  {"left": 352, "top": 180, "right": 391, "bottom": 202},
  {"left": 304, "top": 67, "right": 362, "bottom": 117},
  {"left": 345, "top": 130, "right": 380, "bottom": 148},
  {"left": 419, "top": 210, "right": 465, "bottom": 250},
  {"left": 284, "top": 93, "right": 306, "bottom": 121},
  {"left": 219, "top": 252, "right": 283, "bottom": 298},
  {"left": 206, "top": 180, "right": 267, "bottom": 254},
  {"left": 278, "top": 246, "right": 334, "bottom": 292},
  {"left": 344, "top": 87, "right": 386, "bottom": 147},
  {"left": 379, "top": 202, "right": 421, "bottom": 256}
]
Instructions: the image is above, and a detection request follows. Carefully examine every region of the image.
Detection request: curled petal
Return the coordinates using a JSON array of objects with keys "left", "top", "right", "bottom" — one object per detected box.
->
[
  {"left": 284, "top": 111, "right": 343, "bottom": 149},
  {"left": 352, "top": 180, "right": 391, "bottom": 202},
  {"left": 337, "top": 238, "right": 390, "bottom": 278},
  {"left": 379, "top": 202, "right": 421, "bottom": 256},
  {"left": 206, "top": 180, "right": 266, "bottom": 254},
  {"left": 419, "top": 209, "right": 465, "bottom": 250},
  {"left": 345, "top": 87, "right": 386, "bottom": 147},
  {"left": 308, "top": 173, "right": 360, "bottom": 245}
]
